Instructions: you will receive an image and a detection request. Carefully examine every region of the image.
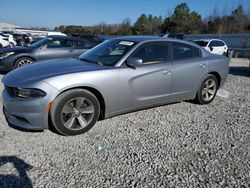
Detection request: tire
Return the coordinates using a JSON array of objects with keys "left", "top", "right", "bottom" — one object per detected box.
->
[
  {"left": 222, "top": 51, "right": 228, "bottom": 57},
  {"left": 195, "top": 74, "right": 218, "bottom": 105},
  {"left": 50, "top": 89, "right": 100, "bottom": 136},
  {"left": 14, "top": 57, "right": 34, "bottom": 69}
]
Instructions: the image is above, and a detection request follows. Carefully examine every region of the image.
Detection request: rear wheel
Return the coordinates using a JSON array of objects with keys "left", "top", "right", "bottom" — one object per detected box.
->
[
  {"left": 195, "top": 74, "right": 218, "bottom": 104},
  {"left": 14, "top": 57, "right": 34, "bottom": 69},
  {"left": 51, "top": 89, "right": 100, "bottom": 136}
]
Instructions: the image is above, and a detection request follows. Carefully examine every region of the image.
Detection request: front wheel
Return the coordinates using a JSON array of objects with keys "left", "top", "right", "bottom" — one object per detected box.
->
[
  {"left": 51, "top": 89, "right": 100, "bottom": 136},
  {"left": 195, "top": 74, "right": 218, "bottom": 104},
  {"left": 14, "top": 57, "right": 34, "bottom": 69}
]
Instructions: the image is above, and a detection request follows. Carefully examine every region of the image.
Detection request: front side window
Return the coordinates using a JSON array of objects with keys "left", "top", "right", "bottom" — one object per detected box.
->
[
  {"left": 47, "top": 39, "right": 74, "bottom": 48},
  {"left": 172, "top": 42, "right": 201, "bottom": 61},
  {"left": 79, "top": 39, "right": 137, "bottom": 66},
  {"left": 129, "top": 41, "right": 169, "bottom": 65}
]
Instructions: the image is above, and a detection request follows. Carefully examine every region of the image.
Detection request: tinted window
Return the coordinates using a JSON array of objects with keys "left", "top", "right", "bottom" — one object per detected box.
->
[
  {"left": 172, "top": 42, "right": 201, "bottom": 60},
  {"left": 209, "top": 40, "right": 225, "bottom": 47},
  {"left": 47, "top": 39, "right": 74, "bottom": 48},
  {"left": 130, "top": 42, "right": 169, "bottom": 64},
  {"left": 75, "top": 40, "right": 95, "bottom": 49},
  {"left": 194, "top": 40, "right": 208, "bottom": 47}
]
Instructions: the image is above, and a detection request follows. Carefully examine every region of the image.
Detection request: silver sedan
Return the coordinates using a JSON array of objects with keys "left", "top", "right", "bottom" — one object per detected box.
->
[{"left": 2, "top": 36, "right": 229, "bottom": 136}]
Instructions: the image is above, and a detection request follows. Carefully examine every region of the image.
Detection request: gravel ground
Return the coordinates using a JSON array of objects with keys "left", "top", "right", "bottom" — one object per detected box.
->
[{"left": 0, "top": 58, "right": 249, "bottom": 188}]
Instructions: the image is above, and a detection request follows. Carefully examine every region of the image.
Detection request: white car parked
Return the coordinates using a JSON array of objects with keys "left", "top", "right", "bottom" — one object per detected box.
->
[
  {"left": 194, "top": 39, "right": 228, "bottom": 56},
  {"left": 0, "top": 33, "right": 17, "bottom": 48},
  {"left": 0, "top": 36, "right": 10, "bottom": 48}
]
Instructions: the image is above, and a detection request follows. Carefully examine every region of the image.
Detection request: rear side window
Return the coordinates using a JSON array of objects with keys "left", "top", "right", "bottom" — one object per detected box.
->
[
  {"left": 130, "top": 41, "right": 169, "bottom": 65},
  {"left": 209, "top": 40, "right": 225, "bottom": 47},
  {"left": 172, "top": 42, "right": 202, "bottom": 61},
  {"left": 47, "top": 39, "right": 74, "bottom": 48},
  {"left": 194, "top": 40, "right": 208, "bottom": 47},
  {"left": 75, "top": 40, "right": 95, "bottom": 49}
]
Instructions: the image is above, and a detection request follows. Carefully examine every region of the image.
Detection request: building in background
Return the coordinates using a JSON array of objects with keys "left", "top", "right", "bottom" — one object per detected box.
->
[
  {"left": 0, "top": 22, "right": 20, "bottom": 31},
  {"left": 0, "top": 22, "right": 55, "bottom": 36}
]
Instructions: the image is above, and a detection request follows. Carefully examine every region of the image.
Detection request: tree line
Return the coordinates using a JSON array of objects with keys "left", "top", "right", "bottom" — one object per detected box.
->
[{"left": 55, "top": 3, "right": 250, "bottom": 35}]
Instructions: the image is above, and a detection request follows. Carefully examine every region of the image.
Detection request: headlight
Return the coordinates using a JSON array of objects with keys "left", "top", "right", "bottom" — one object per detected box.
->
[
  {"left": 0, "top": 52, "right": 15, "bottom": 60},
  {"left": 5, "top": 86, "right": 46, "bottom": 98},
  {"left": 17, "top": 88, "right": 46, "bottom": 98}
]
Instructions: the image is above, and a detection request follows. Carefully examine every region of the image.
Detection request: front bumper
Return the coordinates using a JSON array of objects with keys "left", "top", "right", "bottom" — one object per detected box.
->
[
  {"left": 2, "top": 79, "right": 59, "bottom": 131},
  {"left": 2, "top": 89, "right": 49, "bottom": 130}
]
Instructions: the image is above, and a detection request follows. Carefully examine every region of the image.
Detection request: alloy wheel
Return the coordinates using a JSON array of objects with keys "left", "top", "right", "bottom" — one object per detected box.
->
[
  {"left": 201, "top": 79, "right": 216, "bottom": 101},
  {"left": 61, "top": 97, "right": 95, "bottom": 130},
  {"left": 17, "top": 59, "right": 33, "bottom": 67}
]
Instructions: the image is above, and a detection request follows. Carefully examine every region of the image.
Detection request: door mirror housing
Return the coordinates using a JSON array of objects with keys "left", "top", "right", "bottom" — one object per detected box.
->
[
  {"left": 126, "top": 57, "right": 143, "bottom": 69},
  {"left": 209, "top": 46, "right": 213, "bottom": 51}
]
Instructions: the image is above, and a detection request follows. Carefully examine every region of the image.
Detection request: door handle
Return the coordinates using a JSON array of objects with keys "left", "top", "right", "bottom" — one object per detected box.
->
[
  {"left": 69, "top": 49, "right": 74, "bottom": 53},
  {"left": 199, "top": 64, "right": 206, "bottom": 68},
  {"left": 163, "top": 70, "right": 171, "bottom": 75}
]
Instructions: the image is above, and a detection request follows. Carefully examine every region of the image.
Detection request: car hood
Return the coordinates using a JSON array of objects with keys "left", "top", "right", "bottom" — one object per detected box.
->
[
  {"left": 0, "top": 46, "right": 30, "bottom": 54},
  {"left": 3, "top": 58, "right": 111, "bottom": 86}
]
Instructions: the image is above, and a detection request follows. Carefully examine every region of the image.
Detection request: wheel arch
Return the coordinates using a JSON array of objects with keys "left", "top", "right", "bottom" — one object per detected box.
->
[
  {"left": 48, "top": 86, "right": 106, "bottom": 128},
  {"left": 15, "top": 55, "right": 36, "bottom": 62},
  {"left": 208, "top": 71, "right": 221, "bottom": 87}
]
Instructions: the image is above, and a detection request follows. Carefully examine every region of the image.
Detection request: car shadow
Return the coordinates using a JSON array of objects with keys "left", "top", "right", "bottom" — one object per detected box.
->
[
  {"left": 229, "top": 66, "right": 250, "bottom": 77},
  {"left": 0, "top": 156, "right": 33, "bottom": 188}
]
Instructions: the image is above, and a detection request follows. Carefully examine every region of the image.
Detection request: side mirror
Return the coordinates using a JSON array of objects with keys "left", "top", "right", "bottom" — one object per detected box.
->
[
  {"left": 126, "top": 57, "right": 143, "bottom": 69},
  {"left": 209, "top": 46, "right": 213, "bottom": 51}
]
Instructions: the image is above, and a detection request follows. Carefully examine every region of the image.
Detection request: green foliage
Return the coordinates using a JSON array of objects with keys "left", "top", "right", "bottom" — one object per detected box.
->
[
  {"left": 162, "top": 3, "right": 203, "bottom": 34},
  {"left": 55, "top": 3, "right": 250, "bottom": 35}
]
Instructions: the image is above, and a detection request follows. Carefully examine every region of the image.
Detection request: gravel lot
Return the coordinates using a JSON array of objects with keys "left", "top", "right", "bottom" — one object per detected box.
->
[{"left": 0, "top": 59, "right": 249, "bottom": 188}]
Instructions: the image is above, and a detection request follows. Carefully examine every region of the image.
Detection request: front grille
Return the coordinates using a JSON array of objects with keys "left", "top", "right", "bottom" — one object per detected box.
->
[{"left": 5, "top": 86, "right": 17, "bottom": 97}]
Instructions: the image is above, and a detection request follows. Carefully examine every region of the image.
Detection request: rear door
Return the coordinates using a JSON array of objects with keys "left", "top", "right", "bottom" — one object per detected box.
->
[
  {"left": 118, "top": 41, "right": 173, "bottom": 110},
  {"left": 37, "top": 38, "right": 75, "bottom": 60},
  {"left": 169, "top": 42, "right": 207, "bottom": 101}
]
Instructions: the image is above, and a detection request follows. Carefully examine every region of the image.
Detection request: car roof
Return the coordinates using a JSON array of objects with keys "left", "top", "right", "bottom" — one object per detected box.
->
[
  {"left": 47, "top": 35, "right": 92, "bottom": 41},
  {"left": 113, "top": 35, "right": 192, "bottom": 43},
  {"left": 194, "top": 39, "right": 224, "bottom": 42}
]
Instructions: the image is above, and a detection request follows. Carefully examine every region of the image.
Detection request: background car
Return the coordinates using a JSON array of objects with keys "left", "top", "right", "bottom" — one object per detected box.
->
[
  {"left": 0, "top": 35, "right": 96, "bottom": 71},
  {"left": 0, "top": 36, "right": 10, "bottom": 48},
  {"left": 161, "top": 33, "right": 185, "bottom": 40},
  {"left": 12, "top": 33, "right": 32, "bottom": 46},
  {"left": 194, "top": 39, "right": 228, "bottom": 56},
  {"left": 70, "top": 34, "right": 105, "bottom": 45},
  {"left": 2, "top": 36, "right": 229, "bottom": 136},
  {"left": 0, "top": 33, "right": 17, "bottom": 47}
]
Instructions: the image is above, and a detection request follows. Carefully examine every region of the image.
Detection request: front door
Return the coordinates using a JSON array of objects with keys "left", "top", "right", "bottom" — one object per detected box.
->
[
  {"left": 118, "top": 41, "right": 172, "bottom": 111},
  {"left": 38, "top": 38, "right": 75, "bottom": 60}
]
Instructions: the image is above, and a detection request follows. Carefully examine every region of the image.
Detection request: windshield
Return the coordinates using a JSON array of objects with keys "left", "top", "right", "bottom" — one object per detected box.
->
[
  {"left": 79, "top": 39, "right": 137, "bottom": 66},
  {"left": 194, "top": 40, "right": 208, "bottom": 47},
  {"left": 29, "top": 38, "right": 48, "bottom": 48}
]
